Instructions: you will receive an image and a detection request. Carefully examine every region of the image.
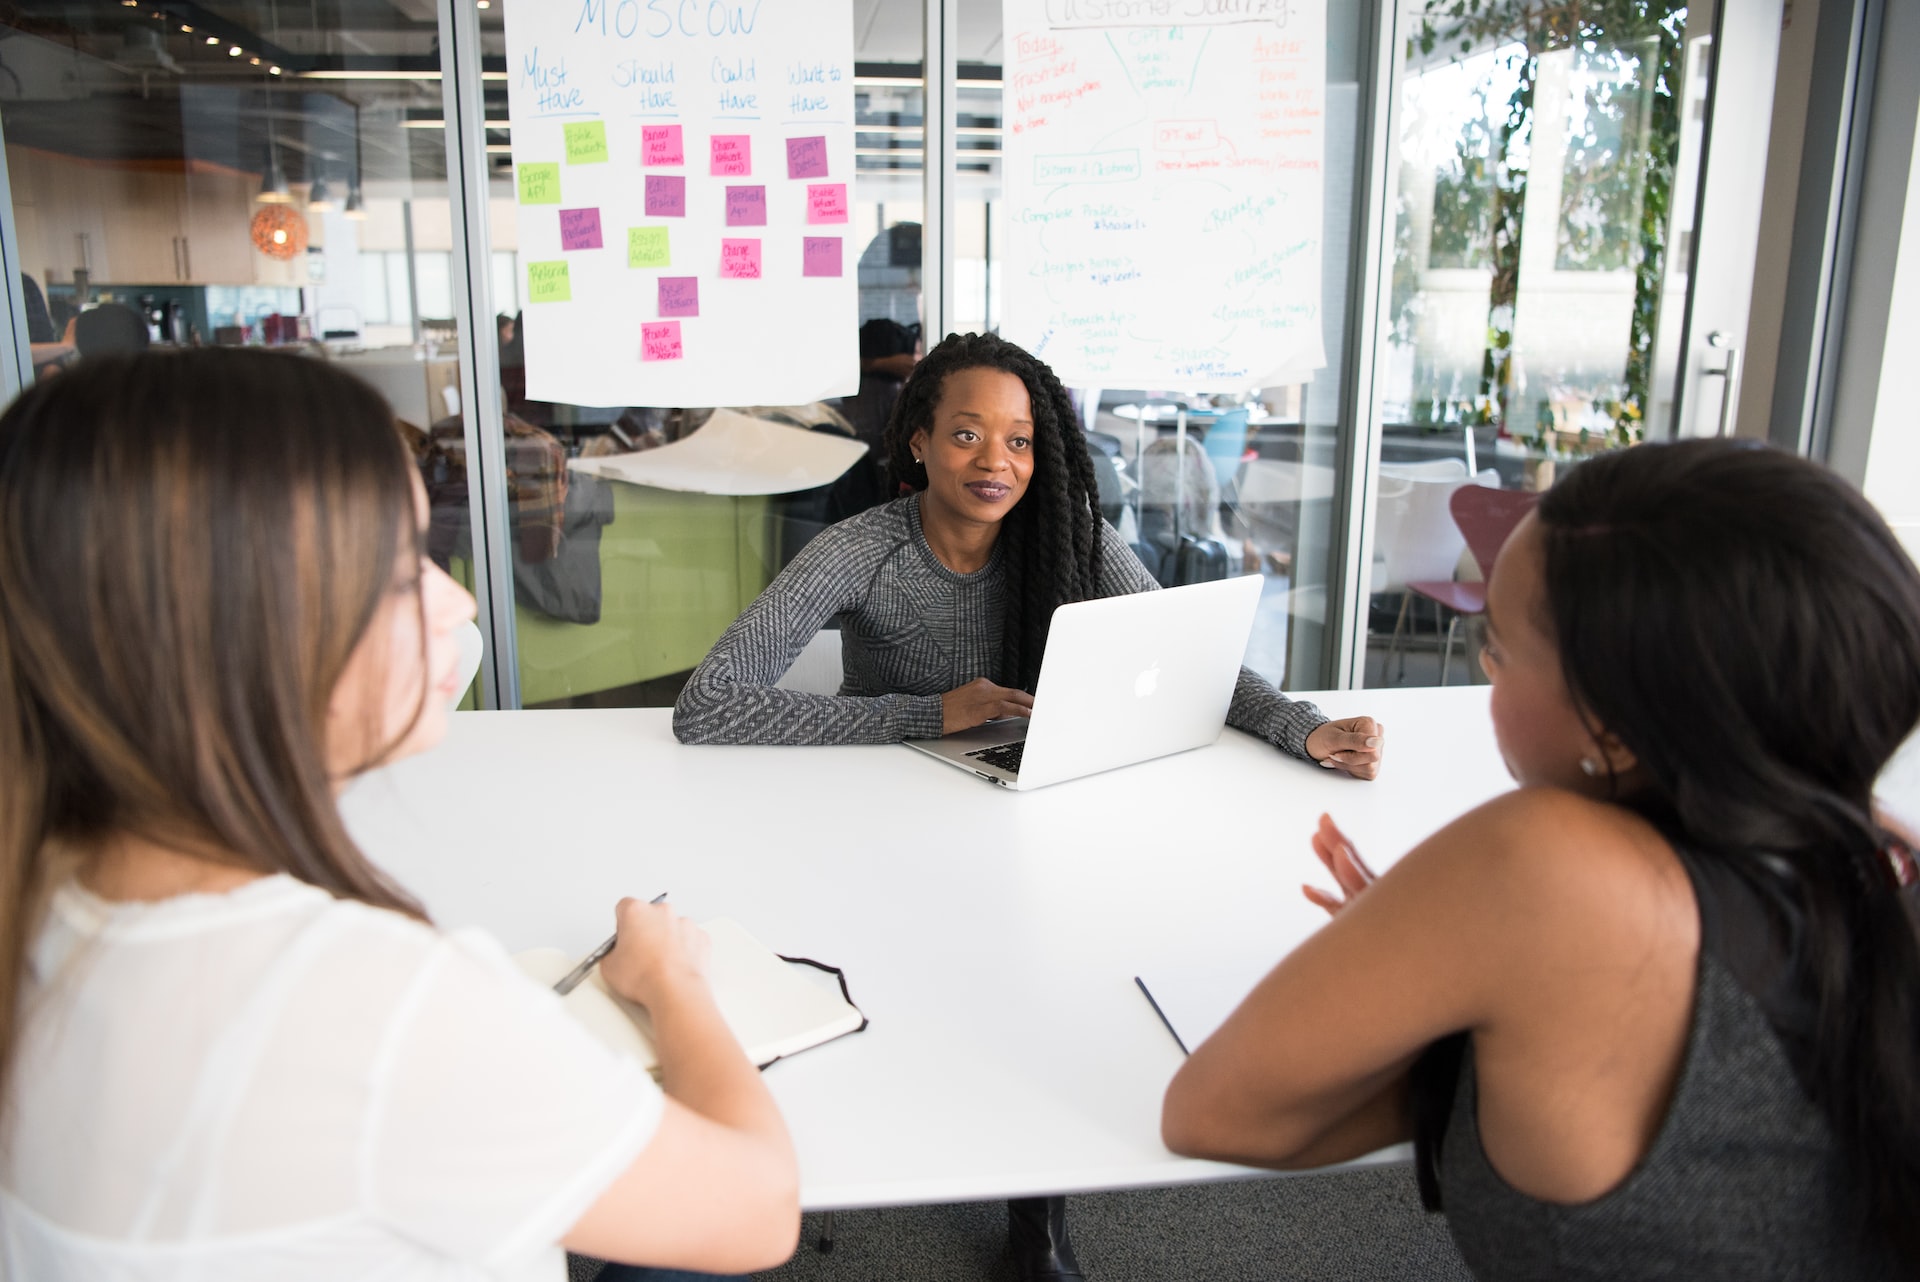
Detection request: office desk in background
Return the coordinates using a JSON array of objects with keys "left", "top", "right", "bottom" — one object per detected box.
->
[{"left": 339, "top": 686, "right": 1920, "bottom": 1211}]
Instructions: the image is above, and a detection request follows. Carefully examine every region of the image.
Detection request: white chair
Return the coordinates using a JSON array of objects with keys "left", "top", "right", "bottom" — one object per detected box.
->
[
  {"left": 774, "top": 629, "right": 844, "bottom": 696},
  {"left": 1371, "top": 466, "right": 1499, "bottom": 682},
  {"left": 449, "top": 618, "right": 484, "bottom": 710}
]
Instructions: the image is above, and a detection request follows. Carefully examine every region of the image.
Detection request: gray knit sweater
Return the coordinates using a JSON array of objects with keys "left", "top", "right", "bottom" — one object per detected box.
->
[{"left": 673, "top": 494, "right": 1327, "bottom": 755}]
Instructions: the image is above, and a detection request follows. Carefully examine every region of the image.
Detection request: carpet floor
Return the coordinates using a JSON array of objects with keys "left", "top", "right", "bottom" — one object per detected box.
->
[{"left": 572, "top": 1163, "right": 1473, "bottom": 1281}]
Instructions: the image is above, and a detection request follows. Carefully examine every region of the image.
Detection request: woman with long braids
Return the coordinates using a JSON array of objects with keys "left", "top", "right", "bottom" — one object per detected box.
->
[
  {"left": 674, "top": 331, "right": 1384, "bottom": 1281},
  {"left": 1163, "top": 439, "right": 1920, "bottom": 1279}
]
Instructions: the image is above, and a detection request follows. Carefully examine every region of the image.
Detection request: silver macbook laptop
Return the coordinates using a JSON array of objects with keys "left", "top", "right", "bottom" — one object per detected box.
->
[{"left": 904, "top": 575, "right": 1265, "bottom": 790}]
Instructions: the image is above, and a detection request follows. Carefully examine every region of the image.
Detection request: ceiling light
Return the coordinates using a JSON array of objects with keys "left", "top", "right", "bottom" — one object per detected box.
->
[
  {"left": 229, "top": 46, "right": 243, "bottom": 56},
  {"left": 205, "top": 35, "right": 219, "bottom": 45},
  {"left": 342, "top": 184, "right": 367, "bottom": 220},
  {"left": 269, "top": 65, "right": 282, "bottom": 75},
  {"left": 257, "top": 157, "right": 292, "bottom": 204},
  {"left": 181, "top": 23, "right": 193, "bottom": 31},
  {"left": 307, "top": 176, "right": 336, "bottom": 212},
  {"left": 250, "top": 56, "right": 261, "bottom": 65}
]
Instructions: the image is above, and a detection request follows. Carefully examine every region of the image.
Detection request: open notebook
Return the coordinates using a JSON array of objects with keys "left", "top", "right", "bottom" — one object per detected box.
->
[{"left": 516, "top": 918, "right": 866, "bottom": 1076}]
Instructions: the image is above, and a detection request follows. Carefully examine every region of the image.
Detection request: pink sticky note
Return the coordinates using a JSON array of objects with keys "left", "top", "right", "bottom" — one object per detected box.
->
[
  {"left": 558, "top": 207, "right": 603, "bottom": 251},
  {"left": 658, "top": 276, "right": 699, "bottom": 317},
  {"left": 642, "top": 124, "right": 684, "bottom": 166},
  {"left": 710, "top": 134, "right": 752, "bottom": 176},
  {"left": 806, "top": 183, "right": 849, "bottom": 225},
  {"left": 641, "top": 320, "right": 684, "bottom": 361},
  {"left": 645, "top": 175, "right": 687, "bottom": 217},
  {"left": 725, "top": 185, "right": 767, "bottom": 226},
  {"left": 802, "top": 236, "right": 842, "bottom": 278},
  {"left": 786, "top": 135, "right": 829, "bottom": 179},
  {"left": 719, "top": 238, "right": 762, "bottom": 279}
]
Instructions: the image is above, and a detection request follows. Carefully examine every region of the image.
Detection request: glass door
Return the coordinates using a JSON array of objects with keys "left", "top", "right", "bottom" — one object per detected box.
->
[{"left": 1361, "top": 0, "right": 1782, "bottom": 689}]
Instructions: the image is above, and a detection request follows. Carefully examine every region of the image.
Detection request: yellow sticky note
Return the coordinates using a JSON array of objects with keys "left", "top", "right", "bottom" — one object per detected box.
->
[
  {"left": 518, "top": 162, "right": 560, "bottom": 205},
  {"left": 527, "top": 260, "right": 572, "bottom": 303},
  {"left": 564, "top": 121, "right": 609, "bottom": 165},
  {"left": 628, "top": 226, "right": 671, "bottom": 269}
]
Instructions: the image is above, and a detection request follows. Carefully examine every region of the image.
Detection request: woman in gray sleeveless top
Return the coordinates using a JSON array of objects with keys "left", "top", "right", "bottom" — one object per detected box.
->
[{"left": 1161, "top": 440, "right": 1920, "bottom": 1279}]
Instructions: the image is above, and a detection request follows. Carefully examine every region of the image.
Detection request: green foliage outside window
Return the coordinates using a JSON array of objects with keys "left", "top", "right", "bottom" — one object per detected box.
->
[{"left": 1410, "top": 0, "right": 1687, "bottom": 448}]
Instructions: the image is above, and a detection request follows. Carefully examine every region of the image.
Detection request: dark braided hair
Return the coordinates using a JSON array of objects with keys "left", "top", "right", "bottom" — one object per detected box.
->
[{"left": 882, "top": 332, "right": 1103, "bottom": 691}]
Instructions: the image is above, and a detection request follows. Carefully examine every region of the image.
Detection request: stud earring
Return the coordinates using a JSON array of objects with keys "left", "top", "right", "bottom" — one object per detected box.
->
[
  {"left": 1579, "top": 757, "right": 1601, "bottom": 777},
  {"left": 913, "top": 456, "right": 922, "bottom": 464}
]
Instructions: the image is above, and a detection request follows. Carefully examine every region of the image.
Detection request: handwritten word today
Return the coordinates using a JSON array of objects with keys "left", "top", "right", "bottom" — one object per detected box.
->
[{"left": 574, "top": 0, "right": 764, "bottom": 40}]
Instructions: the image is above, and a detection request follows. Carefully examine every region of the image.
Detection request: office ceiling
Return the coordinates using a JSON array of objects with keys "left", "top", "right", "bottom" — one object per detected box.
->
[{"left": 0, "top": 0, "right": 998, "bottom": 184}]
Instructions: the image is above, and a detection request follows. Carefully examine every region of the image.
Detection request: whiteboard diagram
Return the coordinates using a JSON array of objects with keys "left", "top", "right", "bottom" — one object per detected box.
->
[{"left": 1000, "top": 0, "right": 1327, "bottom": 391}]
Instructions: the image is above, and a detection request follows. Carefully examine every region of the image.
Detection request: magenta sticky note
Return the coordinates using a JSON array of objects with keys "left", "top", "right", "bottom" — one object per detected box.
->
[
  {"left": 710, "top": 134, "right": 751, "bottom": 176},
  {"left": 719, "top": 238, "right": 762, "bottom": 279},
  {"left": 558, "top": 207, "right": 603, "bottom": 251},
  {"left": 806, "top": 183, "right": 849, "bottom": 225},
  {"left": 658, "top": 276, "right": 699, "bottom": 317},
  {"left": 642, "top": 124, "right": 684, "bottom": 166},
  {"left": 786, "top": 135, "right": 829, "bottom": 179},
  {"left": 725, "top": 185, "right": 767, "bottom": 227},
  {"left": 645, "top": 175, "right": 687, "bottom": 217},
  {"left": 802, "top": 236, "right": 842, "bottom": 278},
  {"left": 641, "top": 321, "right": 684, "bottom": 361}
]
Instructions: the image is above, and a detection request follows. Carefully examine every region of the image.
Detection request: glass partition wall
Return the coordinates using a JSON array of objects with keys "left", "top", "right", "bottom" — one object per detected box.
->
[
  {"left": 1362, "top": 0, "right": 1702, "bottom": 689},
  {"left": 0, "top": 3, "right": 458, "bottom": 386},
  {"left": 0, "top": 0, "right": 465, "bottom": 672},
  {"left": 948, "top": 0, "right": 1375, "bottom": 695},
  {"left": 450, "top": 0, "right": 925, "bottom": 709},
  {"left": 0, "top": 0, "right": 1747, "bottom": 705}
]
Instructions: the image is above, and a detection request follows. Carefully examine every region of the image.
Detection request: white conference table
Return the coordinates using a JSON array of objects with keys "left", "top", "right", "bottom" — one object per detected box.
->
[{"left": 338, "top": 685, "right": 1920, "bottom": 1212}]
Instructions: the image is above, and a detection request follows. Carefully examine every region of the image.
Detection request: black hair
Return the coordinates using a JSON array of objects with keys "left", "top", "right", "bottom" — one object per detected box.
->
[
  {"left": 73, "top": 303, "right": 150, "bottom": 359},
  {"left": 859, "top": 318, "right": 918, "bottom": 362},
  {"left": 1536, "top": 438, "right": 1920, "bottom": 1263},
  {"left": 882, "top": 331, "right": 1101, "bottom": 690}
]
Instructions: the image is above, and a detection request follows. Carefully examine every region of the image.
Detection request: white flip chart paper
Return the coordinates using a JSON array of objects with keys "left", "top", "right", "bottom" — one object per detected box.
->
[
  {"left": 1000, "top": 0, "right": 1328, "bottom": 390},
  {"left": 569, "top": 407, "right": 867, "bottom": 494},
  {"left": 505, "top": 0, "right": 858, "bottom": 408}
]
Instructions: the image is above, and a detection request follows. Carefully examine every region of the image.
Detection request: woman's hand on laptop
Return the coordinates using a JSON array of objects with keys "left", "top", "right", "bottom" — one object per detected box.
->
[
  {"left": 1305, "top": 717, "right": 1384, "bottom": 780},
  {"left": 941, "top": 678, "right": 1036, "bottom": 733}
]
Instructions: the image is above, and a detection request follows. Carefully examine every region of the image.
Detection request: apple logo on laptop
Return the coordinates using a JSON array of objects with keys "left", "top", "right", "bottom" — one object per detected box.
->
[{"left": 1134, "top": 662, "right": 1161, "bottom": 698}]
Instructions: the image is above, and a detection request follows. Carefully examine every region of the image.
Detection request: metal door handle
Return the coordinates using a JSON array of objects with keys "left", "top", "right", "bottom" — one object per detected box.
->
[{"left": 1705, "top": 331, "right": 1740, "bottom": 438}]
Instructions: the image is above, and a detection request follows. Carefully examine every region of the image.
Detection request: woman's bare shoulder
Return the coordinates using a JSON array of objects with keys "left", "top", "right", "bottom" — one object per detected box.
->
[{"left": 1414, "top": 787, "right": 1697, "bottom": 961}]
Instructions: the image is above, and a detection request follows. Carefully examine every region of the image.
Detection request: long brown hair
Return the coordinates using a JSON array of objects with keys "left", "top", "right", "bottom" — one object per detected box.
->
[{"left": 0, "top": 348, "right": 430, "bottom": 1099}]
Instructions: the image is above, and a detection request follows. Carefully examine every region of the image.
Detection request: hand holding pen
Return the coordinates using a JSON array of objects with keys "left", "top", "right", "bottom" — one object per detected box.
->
[{"left": 597, "top": 893, "right": 715, "bottom": 1011}]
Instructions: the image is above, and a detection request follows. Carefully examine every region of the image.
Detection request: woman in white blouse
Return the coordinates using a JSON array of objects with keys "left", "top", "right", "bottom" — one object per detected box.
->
[{"left": 0, "top": 348, "right": 799, "bottom": 1281}]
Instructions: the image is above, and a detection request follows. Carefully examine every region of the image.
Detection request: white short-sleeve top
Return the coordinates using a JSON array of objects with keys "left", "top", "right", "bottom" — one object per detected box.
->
[{"left": 1, "top": 874, "right": 665, "bottom": 1281}]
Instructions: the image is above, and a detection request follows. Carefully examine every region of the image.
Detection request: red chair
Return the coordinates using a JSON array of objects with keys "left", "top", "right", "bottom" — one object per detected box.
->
[{"left": 1404, "top": 486, "right": 1541, "bottom": 684}]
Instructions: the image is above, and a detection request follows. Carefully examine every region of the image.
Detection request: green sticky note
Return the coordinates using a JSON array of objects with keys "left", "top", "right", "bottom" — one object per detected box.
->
[
  {"left": 518, "top": 162, "right": 560, "bottom": 205},
  {"left": 564, "top": 121, "right": 609, "bottom": 165},
  {"left": 628, "top": 226, "right": 671, "bottom": 269},
  {"left": 527, "top": 260, "right": 572, "bottom": 303}
]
